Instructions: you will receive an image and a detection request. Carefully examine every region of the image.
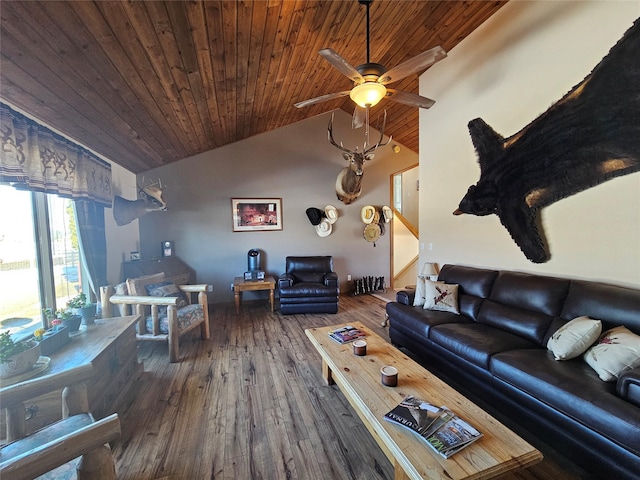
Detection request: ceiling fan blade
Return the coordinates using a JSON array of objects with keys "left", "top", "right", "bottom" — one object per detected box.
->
[
  {"left": 378, "top": 46, "right": 447, "bottom": 85},
  {"left": 294, "top": 90, "right": 351, "bottom": 108},
  {"left": 352, "top": 106, "right": 366, "bottom": 129},
  {"left": 386, "top": 89, "right": 436, "bottom": 109},
  {"left": 319, "top": 48, "right": 365, "bottom": 84}
]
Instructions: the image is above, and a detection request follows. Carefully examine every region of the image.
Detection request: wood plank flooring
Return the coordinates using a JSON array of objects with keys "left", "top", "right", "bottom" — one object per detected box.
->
[{"left": 112, "top": 294, "right": 587, "bottom": 480}]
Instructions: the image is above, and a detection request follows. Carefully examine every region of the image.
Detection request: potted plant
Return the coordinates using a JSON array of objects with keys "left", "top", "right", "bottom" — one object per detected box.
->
[
  {"left": 0, "top": 331, "right": 41, "bottom": 378},
  {"left": 44, "top": 307, "right": 82, "bottom": 333},
  {"left": 67, "top": 293, "right": 96, "bottom": 325}
]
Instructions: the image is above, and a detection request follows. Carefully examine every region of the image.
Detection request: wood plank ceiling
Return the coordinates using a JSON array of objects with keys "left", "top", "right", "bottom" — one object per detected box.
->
[{"left": 0, "top": 1, "right": 507, "bottom": 174}]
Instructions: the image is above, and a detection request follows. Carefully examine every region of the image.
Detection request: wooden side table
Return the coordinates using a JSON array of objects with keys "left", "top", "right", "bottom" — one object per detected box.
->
[{"left": 233, "top": 276, "right": 276, "bottom": 314}]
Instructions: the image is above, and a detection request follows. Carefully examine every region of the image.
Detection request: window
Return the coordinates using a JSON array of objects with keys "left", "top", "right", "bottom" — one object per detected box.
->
[{"left": 0, "top": 185, "right": 85, "bottom": 339}]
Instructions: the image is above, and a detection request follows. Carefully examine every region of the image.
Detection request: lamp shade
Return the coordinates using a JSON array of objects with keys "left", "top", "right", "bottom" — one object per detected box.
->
[
  {"left": 420, "top": 262, "right": 438, "bottom": 278},
  {"left": 349, "top": 82, "right": 387, "bottom": 108}
]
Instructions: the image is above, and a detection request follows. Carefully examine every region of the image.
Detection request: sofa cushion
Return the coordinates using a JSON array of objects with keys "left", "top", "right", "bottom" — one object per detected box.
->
[
  {"left": 140, "top": 303, "right": 204, "bottom": 335},
  {"left": 292, "top": 271, "right": 324, "bottom": 284},
  {"left": 145, "top": 281, "right": 188, "bottom": 314},
  {"left": 584, "top": 326, "right": 640, "bottom": 382},
  {"left": 477, "top": 299, "right": 555, "bottom": 345},
  {"left": 490, "top": 349, "right": 640, "bottom": 456},
  {"left": 386, "top": 302, "right": 468, "bottom": 341},
  {"left": 429, "top": 323, "right": 538, "bottom": 369},
  {"left": 547, "top": 316, "right": 602, "bottom": 360},
  {"left": 279, "top": 283, "right": 337, "bottom": 298},
  {"left": 438, "top": 264, "right": 498, "bottom": 298},
  {"left": 489, "top": 271, "right": 570, "bottom": 317},
  {"left": 560, "top": 280, "right": 640, "bottom": 334},
  {"left": 126, "top": 273, "right": 165, "bottom": 296},
  {"left": 423, "top": 280, "right": 459, "bottom": 314}
]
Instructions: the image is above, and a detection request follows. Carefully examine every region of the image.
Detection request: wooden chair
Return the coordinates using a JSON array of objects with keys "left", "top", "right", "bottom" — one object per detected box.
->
[
  {"left": 104, "top": 275, "right": 210, "bottom": 363},
  {"left": 0, "top": 364, "right": 120, "bottom": 480}
]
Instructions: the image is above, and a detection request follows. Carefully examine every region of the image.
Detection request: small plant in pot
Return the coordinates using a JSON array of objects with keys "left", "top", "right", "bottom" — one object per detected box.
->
[
  {"left": 67, "top": 293, "right": 96, "bottom": 325},
  {"left": 0, "top": 330, "right": 41, "bottom": 378},
  {"left": 44, "top": 307, "right": 82, "bottom": 333}
]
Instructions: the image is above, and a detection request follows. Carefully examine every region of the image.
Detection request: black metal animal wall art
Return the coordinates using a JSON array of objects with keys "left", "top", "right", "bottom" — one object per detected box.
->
[
  {"left": 328, "top": 112, "right": 390, "bottom": 205},
  {"left": 454, "top": 18, "right": 640, "bottom": 263}
]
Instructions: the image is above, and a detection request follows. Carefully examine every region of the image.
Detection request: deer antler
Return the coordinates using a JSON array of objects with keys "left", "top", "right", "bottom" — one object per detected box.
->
[
  {"left": 327, "top": 112, "right": 391, "bottom": 156},
  {"left": 327, "top": 113, "right": 355, "bottom": 154}
]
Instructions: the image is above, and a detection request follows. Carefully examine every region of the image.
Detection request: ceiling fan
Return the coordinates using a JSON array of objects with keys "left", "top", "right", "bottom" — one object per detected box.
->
[{"left": 294, "top": 0, "right": 447, "bottom": 117}]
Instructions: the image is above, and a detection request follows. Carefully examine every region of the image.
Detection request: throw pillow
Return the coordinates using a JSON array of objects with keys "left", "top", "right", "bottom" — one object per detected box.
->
[
  {"left": 113, "top": 282, "right": 129, "bottom": 316},
  {"left": 126, "top": 273, "right": 165, "bottom": 296},
  {"left": 145, "top": 281, "right": 188, "bottom": 309},
  {"left": 413, "top": 277, "right": 427, "bottom": 307},
  {"left": 547, "top": 316, "right": 602, "bottom": 360},
  {"left": 584, "top": 326, "right": 640, "bottom": 382},
  {"left": 423, "top": 280, "right": 459, "bottom": 314}
]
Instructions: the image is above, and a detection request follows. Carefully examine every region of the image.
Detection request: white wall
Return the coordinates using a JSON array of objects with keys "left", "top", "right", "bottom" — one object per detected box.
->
[
  {"left": 137, "top": 110, "right": 417, "bottom": 303},
  {"left": 419, "top": 0, "right": 640, "bottom": 287}
]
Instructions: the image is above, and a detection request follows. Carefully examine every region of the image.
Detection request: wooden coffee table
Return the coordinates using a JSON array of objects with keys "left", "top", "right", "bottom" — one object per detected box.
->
[
  {"left": 305, "top": 322, "right": 542, "bottom": 480},
  {"left": 233, "top": 276, "right": 276, "bottom": 314}
]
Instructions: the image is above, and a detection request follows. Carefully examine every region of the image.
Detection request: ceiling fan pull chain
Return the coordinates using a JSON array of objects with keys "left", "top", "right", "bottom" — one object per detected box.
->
[{"left": 364, "top": 106, "right": 371, "bottom": 150}]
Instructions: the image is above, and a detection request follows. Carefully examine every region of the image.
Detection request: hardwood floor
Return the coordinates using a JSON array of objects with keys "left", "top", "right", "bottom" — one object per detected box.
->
[{"left": 112, "top": 295, "right": 585, "bottom": 480}]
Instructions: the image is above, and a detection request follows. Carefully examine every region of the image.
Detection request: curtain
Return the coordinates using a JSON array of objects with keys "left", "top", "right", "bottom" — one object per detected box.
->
[
  {"left": 74, "top": 200, "right": 107, "bottom": 299},
  {"left": 0, "top": 103, "right": 112, "bottom": 206}
]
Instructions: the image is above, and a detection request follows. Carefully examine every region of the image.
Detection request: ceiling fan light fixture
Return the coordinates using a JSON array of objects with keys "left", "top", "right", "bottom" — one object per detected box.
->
[{"left": 350, "top": 82, "right": 387, "bottom": 108}]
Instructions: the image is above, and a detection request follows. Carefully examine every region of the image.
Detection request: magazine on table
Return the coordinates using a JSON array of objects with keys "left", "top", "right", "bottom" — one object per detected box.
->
[
  {"left": 384, "top": 395, "right": 482, "bottom": 458},
  {"left": 328, "top": 325, "right": 366, "bottom": 344}
]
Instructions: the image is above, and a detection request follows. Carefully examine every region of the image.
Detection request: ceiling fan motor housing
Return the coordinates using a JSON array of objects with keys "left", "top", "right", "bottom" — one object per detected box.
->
[{"left": 356, "top": 62, "right": 386, "bottom": 82}]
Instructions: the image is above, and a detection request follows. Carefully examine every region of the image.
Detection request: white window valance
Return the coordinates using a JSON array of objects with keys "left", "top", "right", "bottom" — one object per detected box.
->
[{"left": 0, "top": 103, "right": 112, "bottom": 206}]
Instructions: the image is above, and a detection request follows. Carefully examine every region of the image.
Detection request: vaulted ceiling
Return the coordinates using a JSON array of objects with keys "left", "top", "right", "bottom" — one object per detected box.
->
[{"left": 0, "top": 1, "right": 506, "bottom": 174}]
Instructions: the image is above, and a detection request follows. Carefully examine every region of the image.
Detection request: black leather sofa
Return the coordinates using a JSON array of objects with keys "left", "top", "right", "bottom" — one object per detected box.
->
[
  {"left": 386, "top": 264, "right": 640, "bottom": 479},
  {"left": 278, "top": 256, "right": 339, "bottom": 314}
]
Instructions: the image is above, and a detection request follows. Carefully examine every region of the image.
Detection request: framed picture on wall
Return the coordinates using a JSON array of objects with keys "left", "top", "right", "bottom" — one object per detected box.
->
[{"left": 231, "top": 198, "right": 283, "bottom": 232}]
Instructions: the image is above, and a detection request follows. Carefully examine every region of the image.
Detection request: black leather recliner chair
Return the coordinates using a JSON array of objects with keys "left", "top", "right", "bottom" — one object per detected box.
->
[{"left": 278, "top": 256, "right": 339, "bottom": 314}]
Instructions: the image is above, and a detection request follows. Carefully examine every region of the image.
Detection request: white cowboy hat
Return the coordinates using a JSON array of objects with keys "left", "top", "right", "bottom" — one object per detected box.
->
[
  {"left": 382, "top": 206, "right": 393, "bottom": 223},
  {"left": 315, "top": 218, "right": 332, "bottom": 237},
  {"left": 363, "top": 223, "right": 381, "bottom": 243},
  {"left": 325, "top": 205, "right": 338, "bottom": 224},
  {"left": 361, "top": 205, "right": 375, "bottom": 224}
]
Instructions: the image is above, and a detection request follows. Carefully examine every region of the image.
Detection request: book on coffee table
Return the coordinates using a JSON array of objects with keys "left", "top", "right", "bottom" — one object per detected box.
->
[
  {"left": 384, "top": 395, "right": 482, "bottom": 458},
  {"left": 328, "top": 325, "right": 365, "bottom": 344}
]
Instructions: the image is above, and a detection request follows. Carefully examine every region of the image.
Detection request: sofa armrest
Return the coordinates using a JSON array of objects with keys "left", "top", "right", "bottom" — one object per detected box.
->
[
  {"left": 278, "top": 274, "right": 294, "bottom": 289},
  {"left": 396, "top": 290, "right": 416, "bottom": 306},
  {"left": 617, "top": 367, "right": 640, "bottom": 408},
  {"left": 323, "top": 272, "right": 338, "bottom": 288}
]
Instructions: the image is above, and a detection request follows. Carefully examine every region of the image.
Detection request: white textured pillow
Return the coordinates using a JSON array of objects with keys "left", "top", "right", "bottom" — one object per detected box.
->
[
  {"left": 423, "top": 280, "right": 459, "bottom": 314},
  {"left": 547, "top": 316, "right": 602, "bottom": 360},
  {"left": 584, "top": 326, "right": 640, "bottom": 382},
  {"left": 413, "top": 277, "right": 427, "bottom": 307}
]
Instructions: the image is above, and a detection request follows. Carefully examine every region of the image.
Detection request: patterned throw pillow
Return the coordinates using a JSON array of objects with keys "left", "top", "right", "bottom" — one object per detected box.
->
[
  {"left": 145, "top": 281, "right": 188, "bottom": 309},
  {"left": 423, "top": 280, "right": 459, "bottom": 314},
  {"left": 584, "top": 326, "right": 640, "bottom": 381},
  {"left": 547, "top": 316, "right": 602, "bottom": 360}
]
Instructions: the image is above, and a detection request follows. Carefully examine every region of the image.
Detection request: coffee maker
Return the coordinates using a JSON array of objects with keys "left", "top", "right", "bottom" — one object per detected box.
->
[{"left": 244, "top": 249, "right": 265, "bottom": 281}]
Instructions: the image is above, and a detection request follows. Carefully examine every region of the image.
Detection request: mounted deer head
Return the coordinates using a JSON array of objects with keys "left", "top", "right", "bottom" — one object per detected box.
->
[
  {"left": 113, "top": 179, "right": 167, "bottom": 226},
  {"left": 328, "top": 111, "right": 390, "bottom": 204}
]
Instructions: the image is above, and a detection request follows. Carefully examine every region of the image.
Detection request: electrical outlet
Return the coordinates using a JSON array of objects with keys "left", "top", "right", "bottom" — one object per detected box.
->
[
  {"left": 347, "top": 274, "right": 352, "bottom": 281},
  {"left": 207, "top": 285, "right": 213, "bottom": 292},
  {"left": 230, "top": 283, "right": 234, "bottom": 291}
]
